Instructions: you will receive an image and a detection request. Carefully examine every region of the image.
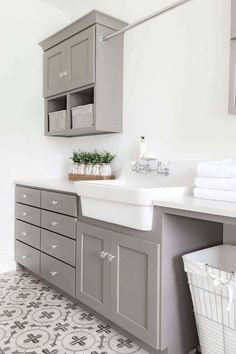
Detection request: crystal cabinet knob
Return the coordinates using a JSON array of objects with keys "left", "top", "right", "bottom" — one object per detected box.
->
[
  {"left": 22, "top": 255, "right": 27, "bottom": 260},
  {"left": 22, "top": 232, "right": 28, "bottom": 237},
  {"left": 51, "top": 244, "right": 58, "bottom": 249},
  {"left": 63, "top": 71, "right": 68, "bottom": 77},
  {"left": 100, "top": 251, "right": 108, "bottom": 259},
  {"left": 107, "top": 254, "right": 116, "bottom": 262},
  {"left": 22, "top": 194, "right": 28, "bottom": 199},
  {"left": 59, "top": 72, "right": 63, "bottom": 78},
  {"left": 50, "top": 221, "right": 58, "bottom": 227},
  {"left": 22, "top": 212, "right": 28, "bottom": 217},
  {"left": 50, "top": 271, "right": 58, "bottom": 277},
  {"left": 51, "top": 200, "right": 59, "bottom": 206}
]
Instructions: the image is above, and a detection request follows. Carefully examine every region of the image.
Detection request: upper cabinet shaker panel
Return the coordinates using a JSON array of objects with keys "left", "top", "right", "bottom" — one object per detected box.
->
[
  {"left": 44, "top": 42, "right": 66, "bottom": 97},
  {"left": 66, "top": 27, "right": 95, "bottom": 91}
]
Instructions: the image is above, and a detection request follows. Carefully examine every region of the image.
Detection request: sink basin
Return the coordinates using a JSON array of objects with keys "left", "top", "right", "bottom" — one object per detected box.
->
[{"left": 75, "top": 162, "right": 189, "bottom": 231}]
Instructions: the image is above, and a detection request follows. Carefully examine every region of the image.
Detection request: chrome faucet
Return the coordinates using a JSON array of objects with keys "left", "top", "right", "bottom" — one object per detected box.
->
[{"left": 132, "top": 158, "right": 170, "bottom": 176}]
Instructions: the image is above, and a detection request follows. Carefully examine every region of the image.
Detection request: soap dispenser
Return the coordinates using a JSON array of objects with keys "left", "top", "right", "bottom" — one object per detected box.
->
[{"left": 139, "top": 136, "right": 147, "bottom": 159}]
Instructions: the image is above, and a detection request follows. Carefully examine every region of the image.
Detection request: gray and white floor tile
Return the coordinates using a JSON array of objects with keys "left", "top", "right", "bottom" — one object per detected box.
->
[{"left": 0, "top": 271, "right": 150, "bottom": 353}]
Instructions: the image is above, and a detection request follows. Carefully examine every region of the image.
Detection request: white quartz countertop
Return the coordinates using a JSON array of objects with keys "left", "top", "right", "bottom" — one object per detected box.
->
[
  {"left": 14, "top": 179, "right": 77, "bottom": 194},
  {"left": 153, "top": 196, "right": 236, "bottom": 218}
]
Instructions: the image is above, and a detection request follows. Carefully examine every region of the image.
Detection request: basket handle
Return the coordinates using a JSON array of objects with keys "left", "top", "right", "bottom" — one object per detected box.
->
[{"left": 202, "top": 264, "right": 235, "bottom": 311}]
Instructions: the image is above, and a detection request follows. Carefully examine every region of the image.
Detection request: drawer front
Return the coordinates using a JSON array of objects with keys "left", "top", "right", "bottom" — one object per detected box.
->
[
  {"left": 41, "top": 210, "right": 76, "bottom": 239},
  {"left": 15, "top": 220, "right": 40, "bottom": 249},
  {"left": 41, "top": 190, "right": 77, "bottom": 217},
  {"left": 41, "top": 253, "right": 75, "bottom": 296},
  {"left": 41, "top": 229, "right": 75, "bottom": 266},
  {"left": 15, "top": 203, "right": 40, "bottom": 226},
  {"left": 15, "top": 240, "right": 40, "bottom": 274},
  {"left": 15, "top": 186, "right": 40, "bottom": 207}
]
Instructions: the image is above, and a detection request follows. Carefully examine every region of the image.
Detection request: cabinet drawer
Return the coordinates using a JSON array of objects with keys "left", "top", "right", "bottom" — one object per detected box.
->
[
  {"left": 41, "top": 210, "right": 76, "bottom": 239},
  {"left": 15, "top": 203, "right": 40, "bottom": 226},
  {"left": 15, "top": 186, "right": 40, "bottom": 207},
  {"left": 15, "top": 241, "right": 40, "bottom": 274},
  {"left": 15, "top": 220, "right": 40, "bottom": 249},
  {"left": 41, "top": 229, "right": 75, "bottom": 266},
  {"left": 41, "top": 253, "right": 75, "bottom": 296},
  {"left": 41, "top": 190, "right": 77, "bottom": 217}
]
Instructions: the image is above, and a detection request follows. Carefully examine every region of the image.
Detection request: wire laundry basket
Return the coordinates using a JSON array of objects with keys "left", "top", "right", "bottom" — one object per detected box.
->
[{"left": 183, "top": 245, "right": 236, "bottom": 354}]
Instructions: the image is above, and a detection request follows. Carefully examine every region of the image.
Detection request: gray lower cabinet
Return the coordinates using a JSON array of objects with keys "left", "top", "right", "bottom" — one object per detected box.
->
[
  {"left": 76, "top": 223, "right": 110, "bottom": 317},
  {"left": 76, "top": 222, "right": 160, "bottom": 348},
  {"left": 41, "top": 229, "right": 75, "bottom": 267},
  {"left": 15, "top": 220, "right": 40, "bottom": 250},
  {"left": 15, "top": 240, "right": 40, "bottom": 275},
  {"left": 110, "top": 233, "right": 160, "bottom": 349},
  {"left": 41, "top": 253, "right": 75, "bottom": 297}
]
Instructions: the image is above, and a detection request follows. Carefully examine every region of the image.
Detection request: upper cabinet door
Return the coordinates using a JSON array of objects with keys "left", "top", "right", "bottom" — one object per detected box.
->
[
  {"left": 43, "top": 43, "right": 66, "bottom": 97},
  {"left": 231, "top": 0, "right": 236, "bottom": 39},
  {"left": 110, "top": 233, "right": 160, "bottom": 350},
  {"left": 66, "top": 27, "right": 95, "bottom": 91},
  {"left": 76, "top": 223, "right": 110, "bottom": 317}
]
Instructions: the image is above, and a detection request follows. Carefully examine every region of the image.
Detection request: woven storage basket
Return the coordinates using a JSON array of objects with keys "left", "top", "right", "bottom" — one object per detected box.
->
[
  {"left": 49, "top": 110, "right": 66, "bottom": 132},
  {"left": 183, "top": 245, "right": 236, "bottom": 354},
  {"left": 72, "top": 104, "right": 94, "bottom": 129}
]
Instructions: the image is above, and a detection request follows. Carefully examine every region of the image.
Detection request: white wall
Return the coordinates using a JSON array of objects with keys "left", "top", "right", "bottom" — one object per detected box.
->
[
  {"left": 63, "top": 0, "right": 233, "bottom": 180},
  {"left": 1, "top": 0, "right": 234, "bottom": 270},
  {"left": 0, "top": 0, "right": 72, "bottom": 271}
]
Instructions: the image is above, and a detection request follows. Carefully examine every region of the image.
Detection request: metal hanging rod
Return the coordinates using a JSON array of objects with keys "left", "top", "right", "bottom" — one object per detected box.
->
[{"left": 100, "top": 0, "right": 192, "bottom": 42}]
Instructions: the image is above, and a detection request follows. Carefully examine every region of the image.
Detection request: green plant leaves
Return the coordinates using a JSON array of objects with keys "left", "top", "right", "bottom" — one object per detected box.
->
[{"left": 70, "top": 150, "right": 116, "bottom": 164}]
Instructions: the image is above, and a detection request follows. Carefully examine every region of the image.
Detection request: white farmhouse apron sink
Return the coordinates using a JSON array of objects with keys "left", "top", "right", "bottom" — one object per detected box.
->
[{"left": 75, "top": 162, "right": 189, "bottom": 231}]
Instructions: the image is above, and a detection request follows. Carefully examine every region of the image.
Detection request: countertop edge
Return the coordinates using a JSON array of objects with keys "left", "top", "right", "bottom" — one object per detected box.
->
[{"left": 14, "top": 179, "right": 77, "bottom": 194}]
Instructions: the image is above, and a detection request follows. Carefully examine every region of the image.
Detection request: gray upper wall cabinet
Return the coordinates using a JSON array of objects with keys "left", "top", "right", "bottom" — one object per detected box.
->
[
  {"left": 231, "top": 0, "right": 236, "bottom": 39},
  {"left": 43, "top": 27, "right": 95, "bottom": 97},
  {"left": 229, "top": 0, "right": 236, "bottom": 114},
  {"left": 39, "top": 11, "right": 128, "bottom": 137}
]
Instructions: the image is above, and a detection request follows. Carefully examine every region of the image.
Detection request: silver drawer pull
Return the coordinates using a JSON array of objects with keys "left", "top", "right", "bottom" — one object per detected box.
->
[
  {"left": 107, "top": 254, "right": 116, "bottom": 262},
  {"left": 51, "top": 200, "right": 59, "bottom": 206},
  {"left": 21, "top": 232, "right": 28, "bottom": 237},
  {"left": 22, "top": 194, "right": 28, "bottom": 199},
  {"left": 51, "top": 244, "right": 58, "bottom": 249},
  {"left": 22, "top": 212, "right": 28, "bottom": 217},
  {"left": 50, "top": 221, "right": 58, "bottom": 226},
  {"left": 22, "top": 255, "right": 27, "bottom": 260},
  {"left": 100, "top": 251, "right": 108, "bottom": 259},
  {"left": 59, "top": 72, "right": 63, "bottom": 78},
  {"left": 50, "top": 271, "right": 58, "bottom": 277}
]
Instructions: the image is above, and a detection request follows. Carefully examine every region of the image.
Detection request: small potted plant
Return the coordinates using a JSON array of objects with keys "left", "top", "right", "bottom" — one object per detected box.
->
[
  {"left": 85, "top": 152, "right": 94, "bottom": 175},
  {"left": 92, "top": 151, "right": 103, "bottom": 176},
  {"left": 70, "top": 151, "right": 80, "bottom": 174},
  {"left": 100, "top": 151, "right": 116, "bottom": 176}
]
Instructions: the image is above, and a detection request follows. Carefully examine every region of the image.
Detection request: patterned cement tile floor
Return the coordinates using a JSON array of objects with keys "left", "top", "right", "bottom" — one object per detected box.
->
[{"left": 0, "top": 271, "right": 149, "bottom": 354}]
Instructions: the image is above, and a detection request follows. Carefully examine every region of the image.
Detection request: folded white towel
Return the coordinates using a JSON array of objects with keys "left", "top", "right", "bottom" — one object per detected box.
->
[
  {"left": 194, "top": 187, "right": 236, "bottom": 203},
  {"left": 195, "top": 177, "right": 236, "bottom": 191},
  {"left": 197, "top": 159, "right": 236, "bottom": 178}
]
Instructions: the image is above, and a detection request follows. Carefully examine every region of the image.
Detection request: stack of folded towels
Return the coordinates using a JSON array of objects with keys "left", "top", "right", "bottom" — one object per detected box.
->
[{"left": 194, "top": 159, "right": 236, "bottom": 202}]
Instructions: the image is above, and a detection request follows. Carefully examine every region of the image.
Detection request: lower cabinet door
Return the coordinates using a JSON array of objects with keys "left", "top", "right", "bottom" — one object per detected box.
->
[
  {"left": 15, "top": 240, "right": 40, "bottom": 275},
  {"left": 76, "top": 223, "right": 110, "bottom": 317},
  {"left": 110, "top": 232, "right": 160, "bottom": 349}
]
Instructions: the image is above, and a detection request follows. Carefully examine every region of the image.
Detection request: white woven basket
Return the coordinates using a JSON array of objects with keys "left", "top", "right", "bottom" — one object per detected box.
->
[
  {"left": 49, "top": 110, "right": 66, "bottom": 132},
  {"left": 183, "top": 245, "right": 236, "bottom": 354},
  {"left": 72, "top": 104, "right": 94, "bottom": 129}
]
